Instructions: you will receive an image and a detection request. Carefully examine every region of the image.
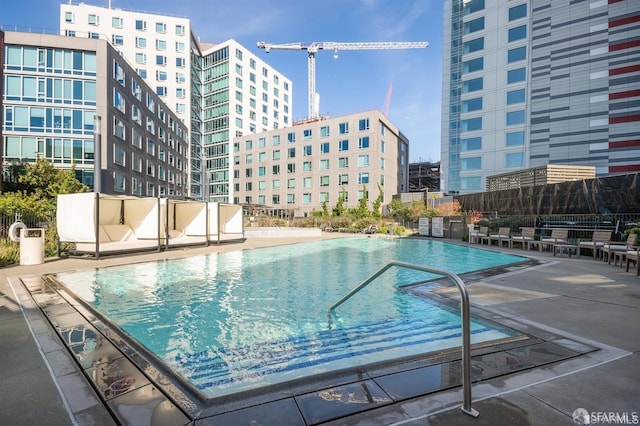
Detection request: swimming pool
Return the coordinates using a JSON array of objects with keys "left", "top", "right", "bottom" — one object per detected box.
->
[{"left": 54, "top": 238, "right": 527, "bottom": 398}]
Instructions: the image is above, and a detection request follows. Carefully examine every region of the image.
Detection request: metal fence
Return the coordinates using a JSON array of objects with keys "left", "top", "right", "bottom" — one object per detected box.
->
[{"left": 0, "top": 212, "right": 55, "bottom": 240}]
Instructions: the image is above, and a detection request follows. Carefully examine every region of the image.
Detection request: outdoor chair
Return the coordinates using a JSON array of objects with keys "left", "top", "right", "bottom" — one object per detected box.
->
[
  {"left": 477, "top": 226, "right": 489, "bottom": 244},
  {"left": 602, "top": 233, "right": 637, "bottom": 266},
  {"left": 510, "top": 227, "right": 536, "bottom": 249},
  {"left": 578, "top": 230, "right": 612, "bottom": 259},
  {"left": 489, "top": 227, "right": 511, "bottom": 248},
  {"left": 625, "top": 249, "right": 639, "bottom": 276},
  {"left": 540, "top": 228, "right": 569, "bottom": 252}
]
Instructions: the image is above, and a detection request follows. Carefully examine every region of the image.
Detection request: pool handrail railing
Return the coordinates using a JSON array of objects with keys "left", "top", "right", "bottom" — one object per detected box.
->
[{"left": 328, "top": 260, "right": 480, "bottom": 418}]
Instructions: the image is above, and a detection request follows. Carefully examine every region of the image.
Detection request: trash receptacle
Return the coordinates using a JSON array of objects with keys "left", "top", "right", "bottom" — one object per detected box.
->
[{"left": 20, "top": 228, "right": 45, "bottom": 266}]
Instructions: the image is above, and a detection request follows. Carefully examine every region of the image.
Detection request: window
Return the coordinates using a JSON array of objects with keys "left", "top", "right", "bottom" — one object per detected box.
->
[
  {"left": 303, "top": 177, "right": 312, "bottom": 188},
  {"left": 303, "top": 145, "right": 312, "bottom": 156},
  {"left": 462, "top": 77, "right": 483, "bottom": 93},
  {"left": 156, "top": 40, "right": 167, "bottom": 50},
  {"left": 508, "top": 25, "right": 527, "bottom": 42},
  {"left": 303, "top": 194, "right": 312, "bottom": 203},
  {"left": 112, "top": 35, "right": 124, "bottom": 46},
  {"left": 507, "top": 68, "right": 526, "bottom": 84},
  {"left": 463, "top": 0, "right": 484, "bottom": 15},
  {"left": 339, "top": 174, "right": 349, "bottom": 185},
  {"left": 461, "top": 157, "right": 481, "bottom": 170},
  {"left": 321, "top": 126, "right": 330, "bottom": 137},
  {"left": 506, "top": 110, "right": 525, "bottom": 125},
  {"left": 176, "top": 57, "right": 185, "bottom": 67},
  {"left": 507, "top": 88, "right": 526, "bottom": 105},
  {"left": 462, "top": 137, "right": 482, "bottom": 151},
  {"left": 272, "top": 150, "right": 280, "bottom": 160},
  {"left": 176, "top": 72, "right": 186, "bottom": 83},
  {"left": 135, "top": 20, "right": 147, "bottom": 31},
  {"left": 339, "top": 157, "right": 349, "bottom": 168},
  {"left": 320, "top": 176, "right": 330, "bottom": 187},
  {"left": 461, "top": 177, "right": 481, "bottom": 190},
  {"left": 135, "top": 53, "right": 147, "bottom": 64},
  {"left": 287, "top": 132, "right": 296, "bottom": 143},
  {"left": 463, "top": 57, "right": 483, "bottom": 74},
  {"left": 287, "top": 163, "right": 295, "bottom": 173},
  {"left": 176, "top": 42, "right": 185, "bottom": 53},
  {"left": 508, "top": 46, "right": 526, "bottom": 63},
  {"left": 272, "top": 180, "right": 280, "bottom": 190},
  {"left": 113, "top": 89, "right": 126, "bottom": 113},
  {"left": 358, "top": 154, "right": 370, "bottom": 167},
  {"left": 135, "top": 37, "right": 147, "bottom": 48},
  {"left": 272, "top": 164, "right": 280, "bottom": 175},
  {"left": 462, "top": 117, "right": 482, "bottom": 131},
  {"left": 463, "top": 37, "right": 484, "bottom": 54},
  {"left": 64, "top": 12, "right": 74, "bottom": 23},
  {"left": 464, "top": 17, "right": 484, "bottom": 34},
  {"left": 156, "top": 70, "right": 167, "bottom": 81},
  {"left": 156, "top": 55, "right": 167, "bottom": 66},
  {"left": 288, "top": 147, "right": 295, "bottom": 158},
  {"left": 358, "top": 136, "right": 370, "bottom": 149},
  {"left": 339, "top": 122, "right": 349, "bottom": 134},
  {"left": 320, "top": 142, "right": 330, "bottom": 154},
  {"left": 358, "top": 173, "right": 369, "bottom": 184},
  {"left": 272, "top": 135, "right": 281, "bottom": 146},
  {"left": 509, "top": 4, "right": 527, "bottom": 21},
  {"left": 462, "top": 97, "right": 483, "bottom": 112},
  {"left": 359, "top": 118, "right": 370, "bottom": 131},
  {"left": 303, "top": 161, "right": 312, "bottom": 172},
  {"left": 303, "top": 129, "right": 312, "bottom": 140},
  {"left": 506, "top": 131, "right": 525, "bottom": 146},
  {"left": 319, "top": 159, "right": 330, "bottom": 170},
  {"left": 88, "top": 14, "right": 99, "bottom": 25},
  {"left": 506, "top": 152, "right": 524, "bottom": 167},
  {"left": 287, "top": 194, "right": 295, "bottom": 204},
  {"left": 114, "top": 118, "right": 125, "bottom": 140},
  {"left": 156, "top": 22, "right": 167, "bottom": 33},
  {"left": 339, "top": 139, "right": 349, "bottom": 151}
]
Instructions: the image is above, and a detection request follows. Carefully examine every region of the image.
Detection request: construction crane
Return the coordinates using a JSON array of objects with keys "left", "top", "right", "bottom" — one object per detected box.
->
[{"left": 256, "top": 41, "right": 429, "bottom": 120}]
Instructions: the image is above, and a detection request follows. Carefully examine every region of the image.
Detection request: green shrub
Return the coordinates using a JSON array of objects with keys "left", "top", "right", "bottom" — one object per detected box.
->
[{"left": 0, "top": 240, "right": 20, "bottom": 267}]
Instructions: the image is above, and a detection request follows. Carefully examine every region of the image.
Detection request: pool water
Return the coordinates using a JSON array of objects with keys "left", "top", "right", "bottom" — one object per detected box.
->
[{"left": 55, "top": 238, "right": 526, "bottom": 397}]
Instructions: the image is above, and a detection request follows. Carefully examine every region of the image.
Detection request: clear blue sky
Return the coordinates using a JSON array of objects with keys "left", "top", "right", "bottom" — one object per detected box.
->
[{"left": 2, "top": 0, "right": 444, "bottom": 162}]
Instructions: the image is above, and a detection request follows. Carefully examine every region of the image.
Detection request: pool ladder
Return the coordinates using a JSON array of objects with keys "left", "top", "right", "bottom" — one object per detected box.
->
[{"left": 328, "top": 261, "right": 480, "bottom": 418}]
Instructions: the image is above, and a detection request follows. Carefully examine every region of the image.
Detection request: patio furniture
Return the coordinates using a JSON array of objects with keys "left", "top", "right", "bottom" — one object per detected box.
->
[
  {"left": 625, "top": 249, "right": 639, "bottom": 276},
  {"left": 578, "top": 230, "right": 612, "bottom": 259},
  {"left": 510, "top": 227, "right": 536, "bottom": 249},
  {"left": 602, "top": 233, "right": 638, "bottom": 266},
  {"left": 489, "top": 227, "right": 512, "bottom": 248},
  {"left": 553, "top": 243, "right": 577, "bottom": 257},
  {"left": 540, "top": 228, "right": 568, "bottom": 252},
  {"left": 477, "top": 226, "right": 489, "bottom": 245}
]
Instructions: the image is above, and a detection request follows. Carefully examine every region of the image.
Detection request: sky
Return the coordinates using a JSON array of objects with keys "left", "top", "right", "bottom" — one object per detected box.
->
[{"left": 1, "top": 0, "right": 444, "bottom": 162}]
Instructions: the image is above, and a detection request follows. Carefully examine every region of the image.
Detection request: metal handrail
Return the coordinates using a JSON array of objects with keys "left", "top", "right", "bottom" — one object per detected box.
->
[{"left": 328, "top": 260, "right": 480, "bottom": 418}]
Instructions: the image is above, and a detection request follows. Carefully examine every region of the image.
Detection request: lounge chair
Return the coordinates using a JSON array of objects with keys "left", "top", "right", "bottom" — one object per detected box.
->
[
  {"left": 540, "top": 228, "right": 568, "bottom": 252},
  {"left": 489, "top": 227, "right": 511, "bottom": 248},
  {"left": 625, "top": 249, "right": 639, "bottom": 276},
  {"left": 510, "top": 227, "right": 536, "bottom": 249},
  {"left": 477, "top": 226, "right": 489, "bottom": 245},
  {"left": 602, "top": 233, "right": 637, "bottom": 266},
  {"left": 578, "top": 230, "right": 612, "bottom": 259}
]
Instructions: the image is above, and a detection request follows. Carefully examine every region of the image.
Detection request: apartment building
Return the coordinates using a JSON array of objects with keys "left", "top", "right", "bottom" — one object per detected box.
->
[
  {"left": 441, "top": 0, "right": 640, "bottom": 194},
  {"left": 232, "top": 110, "right": 409, "bottom": 217},
  {"left": 1, "top": 30, "right": 189, "bottom": 196},
  {"left": 59, "top": 4, "right": 292, "bottom": 202}
]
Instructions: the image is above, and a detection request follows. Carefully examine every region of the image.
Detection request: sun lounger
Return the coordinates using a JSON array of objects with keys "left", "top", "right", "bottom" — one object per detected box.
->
[
  {"left": 540, "top": 228, "right": 568, "bottom": 252},
  {"left": 489, "top": 227, "right": 511, "bottom": 248},
  {"left": 578, "top": 230, "right": 612, "bottom": 259},
  {"left": 477, "top": 226, "right": 489, "bottom": 245},
  {"left": 510, "top": 227, "right": 536, "bottom": 249},
  {"left": 602, "top": 233, "right": 637, "bottom": 266}
]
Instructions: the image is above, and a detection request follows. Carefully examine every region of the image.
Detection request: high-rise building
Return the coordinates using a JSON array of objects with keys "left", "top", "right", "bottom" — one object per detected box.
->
[
  {"left": 441, "top": 0, "right": 640, "bottom": 194},
  {"left": 59, "top": 4, "right": 292, "bottom": 201},
  {"left": 232, "top": 110, "right": 409, "bottom": 217},
  {"left": 1, "top": 30, "right": 189, "bottom": 196}
]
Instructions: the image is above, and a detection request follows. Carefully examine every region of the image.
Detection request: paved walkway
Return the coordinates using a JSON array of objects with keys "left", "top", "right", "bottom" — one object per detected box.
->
[{"left": 1, "top": 236, "right": 639, "bottom": 425}]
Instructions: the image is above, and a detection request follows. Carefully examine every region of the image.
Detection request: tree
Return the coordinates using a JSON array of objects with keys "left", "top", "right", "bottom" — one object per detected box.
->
[
  {"left": 407, "top": 200, "right": 427, "bottom": 221},
  {"left": 15, "top": 158, "right": 88, "bottom": 199},
  {"left": 372, "top": 183, "right": 383, "bottom": 219},
  {"left": 353, "top": 184, "right": 370, "bottom": 218},
  {"left": 321, "top": 201, "right": 329, "bottom": 217},
  {"left": 333, "top": 188, "right": 346, "bottom": 216},
  {"left": 387, "top": 198, "right": 407, "bottom": 220},
  {"left": 435, "top": 200, "right": 462, "bottom": 217}
]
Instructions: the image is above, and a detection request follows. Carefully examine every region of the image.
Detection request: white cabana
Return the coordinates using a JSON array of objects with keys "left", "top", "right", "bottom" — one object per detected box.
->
[{"left": 57, "top": 194, "right": 244, "bottom": 258}]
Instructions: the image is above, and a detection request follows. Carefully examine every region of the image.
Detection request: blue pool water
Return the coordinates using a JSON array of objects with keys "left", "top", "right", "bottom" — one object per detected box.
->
[{"left": 55, "top": 238, "right": 526, "bottom": 397}]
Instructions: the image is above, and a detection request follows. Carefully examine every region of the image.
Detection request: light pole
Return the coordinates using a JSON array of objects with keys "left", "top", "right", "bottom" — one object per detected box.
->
[{"left": 93, "top": 115, "right": 101, "bottom": 193}]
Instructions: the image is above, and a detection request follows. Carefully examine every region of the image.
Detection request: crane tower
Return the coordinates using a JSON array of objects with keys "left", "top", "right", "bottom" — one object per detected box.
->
[{"left": 257, "top": 41, "right": 429, "bottom": 120}]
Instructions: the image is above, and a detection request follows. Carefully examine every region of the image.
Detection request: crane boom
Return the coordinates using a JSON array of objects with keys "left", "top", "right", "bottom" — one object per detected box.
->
[{"left": 257, "top": 41, "right": 429, "bottom": 119}]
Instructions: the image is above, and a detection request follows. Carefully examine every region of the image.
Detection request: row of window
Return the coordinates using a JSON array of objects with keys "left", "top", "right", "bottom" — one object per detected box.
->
[
  {"left": 463, "top": 1, "right": 526, "bottom": 22},
  {"left": 64, "top": 11, "right": 187, "bottom": 36},
  {"left": 459, "top": 132, "right": 525, "bottom": 153},
  {"left": 4, "top": 105, "right": 95, "bottom": 135},
  {"left": 4, "top": 75, "right": 97, "bottom": 106},
  {"left": 233, "top": 48, "right": 290, "bottom": 91},
  {"left": 113, "top": 174, "right": 176, "bottom": 197},
  {"left": 235, "top": 189, "right": 373, "bottom": 206},
  {"left": 113, "top": 145, "right": 183, "bottom": 184},
  {"left": 237, "top": 156, "right": 385, "bottom": 177},
  {"left": 3, "top": 136, "right": 94, "bottom": 164},
  {"left": 237, "top": 136, "right": 378, "bottom": 156},
  {"left": 4, "top": 46, "right": 96, "bottom": 76},
  {"left": 235, "top": 172, "right": 374, "bottom": 191},
  {"left": 459, "top": 152, "right": 524, "bottom": 171},
  {"left": 459, "top": 109, "right": 525, "bottom": 131}
]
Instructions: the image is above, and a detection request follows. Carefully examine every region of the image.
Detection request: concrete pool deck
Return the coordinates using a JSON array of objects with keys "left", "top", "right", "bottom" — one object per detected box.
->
[{"left": 1, "top": 234, "right": 639, "bottom": 425}]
